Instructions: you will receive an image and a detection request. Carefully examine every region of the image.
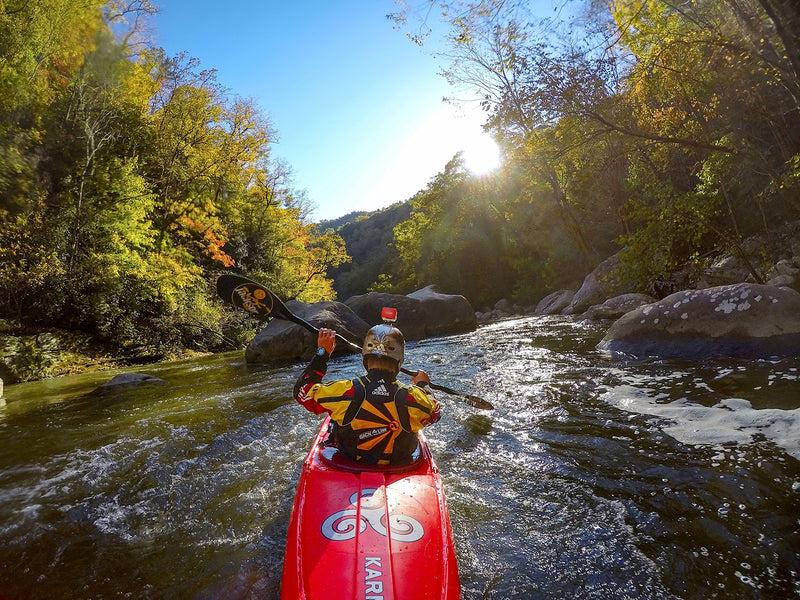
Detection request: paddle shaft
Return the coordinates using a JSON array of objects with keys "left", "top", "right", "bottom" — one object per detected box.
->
[
  {"left": 285, "top": 308, "right": 492, "bottom": 408},
  {"left": 281, "top": 309, "right": 464, "bottom": 395},
  {"left": 216, "top": 273, "right": 493, "bottom": 409}
]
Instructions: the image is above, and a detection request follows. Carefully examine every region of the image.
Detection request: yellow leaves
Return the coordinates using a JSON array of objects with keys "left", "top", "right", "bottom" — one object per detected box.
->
[{"left": 122, "top": 61, "right": 159, "bottom": 115}]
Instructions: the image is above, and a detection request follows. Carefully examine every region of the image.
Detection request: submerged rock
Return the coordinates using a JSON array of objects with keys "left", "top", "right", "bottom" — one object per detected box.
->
[
  {"left": 90, "top": 373, "right": 168, "bottom": 395},
  {"left": 598, "top": 283, "right": 800, "bottom": 359}
]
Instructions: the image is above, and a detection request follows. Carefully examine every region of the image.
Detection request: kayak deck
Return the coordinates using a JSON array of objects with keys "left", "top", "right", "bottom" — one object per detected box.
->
[{"left": 280, "top": 416, "right": 460, "bottom": 600}]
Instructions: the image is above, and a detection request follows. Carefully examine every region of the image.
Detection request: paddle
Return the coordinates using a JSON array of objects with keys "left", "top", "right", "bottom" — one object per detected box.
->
[{"left": 216, "top": 273, "right": 493, "bottom": 410}]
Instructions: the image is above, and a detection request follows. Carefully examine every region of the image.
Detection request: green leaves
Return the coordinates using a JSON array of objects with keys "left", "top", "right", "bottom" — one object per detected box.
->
[
  {"left": 380, "top": 0, "right": 800, "bottom": 301},
  {"left": 0, "top": 3, "right": 345, "bottom": 358}
]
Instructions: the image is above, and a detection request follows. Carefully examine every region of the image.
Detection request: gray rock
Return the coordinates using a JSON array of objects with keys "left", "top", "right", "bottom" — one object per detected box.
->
[
  {"left": 582, "top": 293, "right": 657, "bottom": 320},
  {"left": 563, "top": 252, "right": 633, "bottom": 315},
  {"left": 766, "top": 274, "right": 798, "bottom": 290},
  {"left": 407, "top": 285, "right": 477, "bottom": 336},
  {"left": 765, "top": 259, "right": 800, "bottom": 292},
  {"left": 344, "top": 293, "right": 427, "bottom": 340},
  {"left": 535, "top": 290, "right": 575, "bottom": 315},
  {"left": 702, "top": 255, "right": 754, "bottom": 287},
  {"left": 493, "top": 298, "right": 513, "bottom": 313},
  {"left": 246, "top": 301, "right": 369, "bottom": 363},
  {"left": 598, "top": 283, "right": 800, "bottom": 359},
  {"left": 766, "top": 259, "right": 800, "bottom": 280},
  {"left": 95, "top": 373, "right": 167, "bottom": 391}
]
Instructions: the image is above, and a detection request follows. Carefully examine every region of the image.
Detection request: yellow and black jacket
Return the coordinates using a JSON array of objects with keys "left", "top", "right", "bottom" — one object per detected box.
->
[{"left": 294, "top": 352, "right": 440, "bottom": 465}]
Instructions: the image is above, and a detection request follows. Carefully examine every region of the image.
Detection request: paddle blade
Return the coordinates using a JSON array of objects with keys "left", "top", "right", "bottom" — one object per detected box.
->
[
  {"left": 216, "top": 274, "right": 276, "bottom": 321},
  {"left": 465, "top": 395, "right": 494, "bottom": 410}
]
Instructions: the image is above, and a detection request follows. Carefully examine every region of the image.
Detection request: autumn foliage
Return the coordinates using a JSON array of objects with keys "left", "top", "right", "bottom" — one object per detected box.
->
[
  {"left": 373, "top": 0, "right": 800, "bottom": 307},
  {"left": 0, "top": 1, "right": 348, "bottom": 356}
]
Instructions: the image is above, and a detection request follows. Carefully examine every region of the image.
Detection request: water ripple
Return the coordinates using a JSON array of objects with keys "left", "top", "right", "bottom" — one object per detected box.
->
[{"left": 0, "top": 318, "right": 798, "bottom": 599}]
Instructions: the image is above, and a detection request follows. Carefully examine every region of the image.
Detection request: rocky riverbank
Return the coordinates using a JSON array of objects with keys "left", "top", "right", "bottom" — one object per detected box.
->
[
  {"left": 0, "top": 326, "right": 115, "bottom": 385},
  {"left": 0, "top": 323, "right": 209, "bottom": 385},
  {"left": 5, "top": 224, "right": 800, "bottom": 384},
  {"left": 479, "top": 223, "right": 800, "bottom": 360}
]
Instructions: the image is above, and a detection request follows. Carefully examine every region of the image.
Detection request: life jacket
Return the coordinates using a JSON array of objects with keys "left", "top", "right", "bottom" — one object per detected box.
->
[{"left": 330, "top": 371, "right": 420, "bottom": 465}]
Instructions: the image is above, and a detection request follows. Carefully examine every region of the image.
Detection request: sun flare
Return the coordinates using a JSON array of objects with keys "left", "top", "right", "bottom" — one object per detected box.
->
[
  {"left": 461, "top": 134, "right": 501, "bottom": 175},
  {"left": 356, "top": 105, "right": 505, "bottom": 212}
]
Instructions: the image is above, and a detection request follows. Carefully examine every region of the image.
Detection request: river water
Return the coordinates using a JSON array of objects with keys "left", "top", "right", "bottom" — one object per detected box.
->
[{"left": 1, "top": 316, "right": 798, "bottom": 599}]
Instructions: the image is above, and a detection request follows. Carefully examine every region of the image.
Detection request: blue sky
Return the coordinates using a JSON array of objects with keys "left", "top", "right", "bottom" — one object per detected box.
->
[{"left": 153, "top": 1, "right": 500, "bottom": 222}]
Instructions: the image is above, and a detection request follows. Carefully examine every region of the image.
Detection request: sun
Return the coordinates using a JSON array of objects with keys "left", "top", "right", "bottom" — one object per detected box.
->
[{"left": 461, "top": 134, "right": 502, "bottom": 175}]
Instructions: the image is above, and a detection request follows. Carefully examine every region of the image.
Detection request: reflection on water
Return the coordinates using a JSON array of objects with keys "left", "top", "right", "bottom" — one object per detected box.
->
[{"left": 1, "top": 318, "right": 798, "bottom": 599}]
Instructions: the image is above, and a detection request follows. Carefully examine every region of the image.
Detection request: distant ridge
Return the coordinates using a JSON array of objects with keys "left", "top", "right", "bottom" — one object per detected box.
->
[
  {"left": 317, "top": 210, "right": 369, "bottom": 232},
  {"left": 323, "top": 201, "right": 412, "bottom": 299}
]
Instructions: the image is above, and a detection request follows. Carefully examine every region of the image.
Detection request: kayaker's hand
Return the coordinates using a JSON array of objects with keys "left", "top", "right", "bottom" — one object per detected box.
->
[
  {"left": 412, "top": 369, "right": 431, "bottom": 387},
  {"left": 317, "top": 328, "right": 336, "bottom": 355}
]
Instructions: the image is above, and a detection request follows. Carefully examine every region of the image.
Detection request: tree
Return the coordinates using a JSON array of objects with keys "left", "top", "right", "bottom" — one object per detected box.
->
[
  {"left": 390, "top": 0, "right": 800, "bottom": 293},
  {"left": 0, "top": 2, "right": 334, "bottom": 357},
  {"left": 382, "top": 154, "right": 519, "bottom": 306}
]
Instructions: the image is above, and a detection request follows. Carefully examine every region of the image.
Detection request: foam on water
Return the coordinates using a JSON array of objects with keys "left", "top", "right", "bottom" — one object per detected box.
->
[{"left": 601, "top": 384, "right": 800, "bottom": 459}]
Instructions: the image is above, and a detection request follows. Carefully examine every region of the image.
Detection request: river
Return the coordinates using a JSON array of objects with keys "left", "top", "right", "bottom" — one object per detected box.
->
[{"left": 1, "top": 315, "right": 798, "bottom": 599}]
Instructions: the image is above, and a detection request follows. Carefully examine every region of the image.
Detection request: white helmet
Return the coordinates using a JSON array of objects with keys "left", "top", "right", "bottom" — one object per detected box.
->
[{"left": 362, "top": 322, "right": 405, "bottom": 369}]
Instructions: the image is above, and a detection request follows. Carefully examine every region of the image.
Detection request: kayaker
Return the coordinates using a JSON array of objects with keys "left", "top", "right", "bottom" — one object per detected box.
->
[{"left": 293, "top": 318, "right": 440, "bottom": 466}]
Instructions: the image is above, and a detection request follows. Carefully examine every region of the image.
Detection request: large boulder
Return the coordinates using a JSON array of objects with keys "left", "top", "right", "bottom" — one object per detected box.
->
[
  {"left": 344, "top": 293, "right": 427, "bottom": 340},
  {"left": 246, "top": 287, "right": 476, "bottom": 365},
  {"left": 406, "top": 285, "right": 477, "bottom": 336},
  {"left": 598, "top": 283, "right": 800, "bottom": 359},
  {"left": 535, "top": 289, "right": 575, "bottom": 315},
  {"left": 765, "top": 259, "right": 800, "bottom": 292},
  {"left": 582, "top": 293, "right": 656, "bottom": 320},
  {"left": 701, "top": 255, "right": 747, "bottom": 287},
  {"left": 563, "top": 252, "right": 634, "bottom": 315},
  {"left": 246, "top": 301, "right": 369, "bottom": 363}
]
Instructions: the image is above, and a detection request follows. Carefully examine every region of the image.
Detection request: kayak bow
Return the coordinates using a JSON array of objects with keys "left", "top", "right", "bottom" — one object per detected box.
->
[{"left": 280, "top": 416, "right": 461, "bottom": 599}]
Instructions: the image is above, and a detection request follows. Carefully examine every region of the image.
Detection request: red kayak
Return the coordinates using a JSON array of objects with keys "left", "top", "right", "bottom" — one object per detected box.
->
[{"left": 280, "top": 416, "right": 461, "bottom": 600}]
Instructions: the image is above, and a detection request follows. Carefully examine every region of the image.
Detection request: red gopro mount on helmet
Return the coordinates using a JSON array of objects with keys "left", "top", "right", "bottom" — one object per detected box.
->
[{"left": 381, "top": 307, "right": 397, "bottom": 323}]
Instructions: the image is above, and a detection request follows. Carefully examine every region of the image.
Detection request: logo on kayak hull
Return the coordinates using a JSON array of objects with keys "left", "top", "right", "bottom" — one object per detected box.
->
[{"left": 321, "top": 489, "right": 424, "bottom": 543}]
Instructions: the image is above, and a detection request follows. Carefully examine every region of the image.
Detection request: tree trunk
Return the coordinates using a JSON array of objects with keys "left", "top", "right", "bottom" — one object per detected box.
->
[{"left": 755, "top": 0, "right": 800, "bottom": 108}]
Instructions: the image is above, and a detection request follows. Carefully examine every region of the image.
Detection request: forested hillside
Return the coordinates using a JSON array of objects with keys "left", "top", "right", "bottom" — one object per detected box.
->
[
  {"left": 3, "top": 0, "right": 800, "bottom": 370},
  {"left": 318, "top": 210, "right": 369, "bottom": 232},
  {"left": 362, "top": 0, "right": 800, "bottom": 309},
  {"left": 325, "top": 202, "right": 411, "bottom": 300},
  {"left": 0, "top": 1, "right": 347, "bottom": 359}
]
